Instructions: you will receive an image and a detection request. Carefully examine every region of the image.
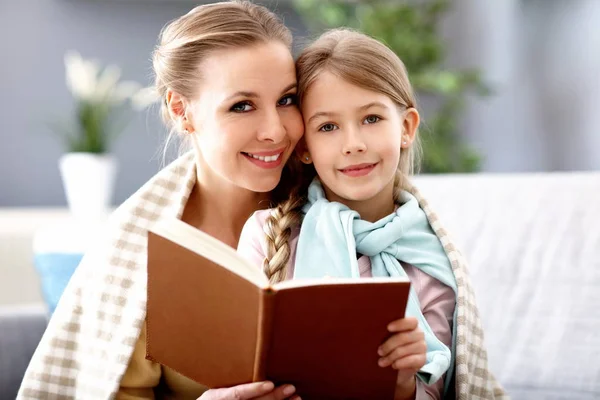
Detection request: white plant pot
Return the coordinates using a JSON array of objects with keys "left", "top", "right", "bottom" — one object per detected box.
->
[{"left": 59, "top": 152, "right": 118, "bottom": 222}]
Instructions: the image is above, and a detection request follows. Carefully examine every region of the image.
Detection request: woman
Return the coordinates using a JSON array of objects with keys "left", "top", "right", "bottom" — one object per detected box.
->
[{"left": 18, "top": 2, "right": 303, "bottom": 399}]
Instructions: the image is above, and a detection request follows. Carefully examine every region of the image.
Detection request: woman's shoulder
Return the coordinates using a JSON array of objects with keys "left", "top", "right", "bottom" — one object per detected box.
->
[{"left": 108, "top": 152, "right": 196, "bottom": 226}]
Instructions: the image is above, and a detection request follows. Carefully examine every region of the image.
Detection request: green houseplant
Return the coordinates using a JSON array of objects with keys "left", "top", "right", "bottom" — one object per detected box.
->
[
  {"left": 34, "top": 52, "right": 158, "bottom": 315},
  {"left": 56, "top": 51, "right": 157, "bottom": 221},
  {"left": 292, "top": 0, "right": 490, "bottom": 173}
]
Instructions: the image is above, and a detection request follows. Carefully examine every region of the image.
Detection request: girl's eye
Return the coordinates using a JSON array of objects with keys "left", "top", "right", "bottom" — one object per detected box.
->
[
  {"left": 364, "top": 115, "right": 381, "bottom": 124},
  {"left": 318, "top": 123, "right": 338, "bottom": 132},
  {"left": 278, "top": 94, "right": 297, "bottom": 106},
  {"left": 230, "top": 102, "right": 254, "bottom": 113}
]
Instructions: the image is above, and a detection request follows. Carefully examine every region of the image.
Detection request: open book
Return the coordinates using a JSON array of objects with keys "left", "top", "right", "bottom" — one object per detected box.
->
[{"left": 146, "top": 217, "right": 411, "bottom": 399}]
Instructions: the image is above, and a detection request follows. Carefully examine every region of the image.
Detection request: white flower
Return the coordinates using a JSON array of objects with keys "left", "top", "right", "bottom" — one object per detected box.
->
[
  {"left": 94, "top": 64, "right": 122, "bottom": 102},
  {"left": 130, "top": 86, "right": 160, "bottom": 110},
  {"left": 112, "top": 81, "right": 143, "bottom": 105},
  {"left": 60, "top": 50, "right": 161, "bottom": 152},
  {"left": 64, "top": 51, "right": 99, "bottom": 101}
]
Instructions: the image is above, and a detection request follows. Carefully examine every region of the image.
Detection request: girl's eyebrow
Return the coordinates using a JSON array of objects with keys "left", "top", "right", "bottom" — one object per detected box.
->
[
  {"left": 307, "top": 111, "right": 338, "bottom": 124},
  {"left": 357, "top": 101, "right": 388, "bottom": 111},
  {"left": 307, "top": 101, "right": 388, "bottom": 124}
]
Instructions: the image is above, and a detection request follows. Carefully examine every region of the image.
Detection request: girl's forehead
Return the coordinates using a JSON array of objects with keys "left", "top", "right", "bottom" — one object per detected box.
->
[{"left": 302, "top": 72, "right": 391, "bottom": 109}]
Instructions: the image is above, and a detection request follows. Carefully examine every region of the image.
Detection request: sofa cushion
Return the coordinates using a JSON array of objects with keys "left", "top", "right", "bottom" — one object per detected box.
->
[{"left": 0, "top": 305, "right": 48, "bottom": 400}]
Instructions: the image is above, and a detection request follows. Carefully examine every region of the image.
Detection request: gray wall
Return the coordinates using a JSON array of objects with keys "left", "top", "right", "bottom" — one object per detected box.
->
[
  {"left": 1, "top": 0, "right": 599, "bottom": 207},
  {"left": 0, "top": 0, "right": 304, "bottom": 207},
  {"left": 442, "top": 0, "right": 600, "bottom": 172}
]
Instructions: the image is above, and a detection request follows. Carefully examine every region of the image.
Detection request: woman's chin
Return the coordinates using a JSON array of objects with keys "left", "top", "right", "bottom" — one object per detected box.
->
[{"left": 243, "top": 175, "right": 281, "bottom": 194}]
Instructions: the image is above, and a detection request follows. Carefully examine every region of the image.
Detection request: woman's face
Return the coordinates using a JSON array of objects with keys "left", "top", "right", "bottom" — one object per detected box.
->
[{"left": 186, "top": 41, "right": 304, "bottom": 193}]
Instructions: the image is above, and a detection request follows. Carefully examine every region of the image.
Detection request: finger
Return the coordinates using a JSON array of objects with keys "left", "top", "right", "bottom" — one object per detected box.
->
[
  {"left": 392, "top": 353, "right": 427, "bottom": 371},
  {"left": 378, "top": 329, "right": 424, "bottom": 357},
  {"left": 387, "top": 317, "right": 419, "bottom": 332},
  {"left": 205, "top": 381, "right": 274, "bottom": 400},
  {"left": 255, "top": 384, "right": 297, "bottom": 400},
  {"left": 378, "top": 340, "right": 427, "bottom": 368}
]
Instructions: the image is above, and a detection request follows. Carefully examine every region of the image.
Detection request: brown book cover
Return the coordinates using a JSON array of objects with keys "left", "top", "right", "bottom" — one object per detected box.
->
[{"left": 146, "top": 218, "right": 411, "bottom": 400}]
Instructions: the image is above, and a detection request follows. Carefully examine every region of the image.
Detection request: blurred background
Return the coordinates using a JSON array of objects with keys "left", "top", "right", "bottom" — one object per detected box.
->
[
  {"left": 1, "top": 0, "right": 599, "bottom": 302},
  {"left": 0, "top": 1, "right": 599, "bottom": 398},
  {"left": 1, "top": 0, "right": 599, "bottom": 208}
]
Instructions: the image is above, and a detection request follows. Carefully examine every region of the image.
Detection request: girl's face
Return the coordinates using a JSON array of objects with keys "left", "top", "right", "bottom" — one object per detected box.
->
[
  {"left": 178, "top": 41, "right": 304, "bottom": 194},
  {"left": 301, "top": 71, "right": 417, "bottom": 207}
]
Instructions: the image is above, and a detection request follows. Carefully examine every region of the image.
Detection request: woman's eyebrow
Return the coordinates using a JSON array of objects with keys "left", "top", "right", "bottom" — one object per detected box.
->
[
  {"left": 280, "top": 82, "right": 297, "bottom": 94},
  {"left": 225, "top": 91, "right": 258, "bottom": 101},
  {"left": 224, "top": 83, "right": 297, "bottom": 102}
]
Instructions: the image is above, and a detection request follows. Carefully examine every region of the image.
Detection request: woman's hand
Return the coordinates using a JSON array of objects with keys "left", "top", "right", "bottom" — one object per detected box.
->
[
  {"left": 377, "top": 317, "right": 426, "bottom": 398},
  {"left": 199, "top": 381, "right": 299, "bottom": 400}
]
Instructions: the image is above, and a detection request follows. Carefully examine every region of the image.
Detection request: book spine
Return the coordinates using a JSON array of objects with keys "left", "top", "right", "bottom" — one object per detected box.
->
[{"left": 252, "top": 287, "right": 276, "bottom": 381}]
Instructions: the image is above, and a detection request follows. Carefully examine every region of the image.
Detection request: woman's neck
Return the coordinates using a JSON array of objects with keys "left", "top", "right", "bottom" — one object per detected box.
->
[{"left": 182, "top": 166, "right": 270, "bottom": 248}]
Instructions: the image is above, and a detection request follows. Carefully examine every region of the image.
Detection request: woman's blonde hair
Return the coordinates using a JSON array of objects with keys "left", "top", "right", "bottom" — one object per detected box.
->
[
  {"left": 151, "top": 0, "right": 293, "bottom": 160},
  {"left": 262, "top": 28, "right": 422, "bottom": 283}
]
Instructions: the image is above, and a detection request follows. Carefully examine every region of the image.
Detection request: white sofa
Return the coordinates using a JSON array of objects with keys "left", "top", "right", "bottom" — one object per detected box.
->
[
  {"left": 414, "top": 172, "right": 600, "bottom": 399},
  {"left": 1, "top": 172, "right": 599, "bottom": 399},
  {"left": 0, "top": 208, "right": 71, "bottom": 307}
]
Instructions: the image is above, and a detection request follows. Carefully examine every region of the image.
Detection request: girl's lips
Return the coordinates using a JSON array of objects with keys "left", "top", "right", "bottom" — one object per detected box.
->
[{"left": 338, "top": 162, "right": 378, "bottom": 177}]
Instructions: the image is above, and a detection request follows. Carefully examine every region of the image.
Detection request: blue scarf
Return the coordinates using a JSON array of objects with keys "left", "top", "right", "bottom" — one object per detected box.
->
[{"left": 294, "top": 179, "right": 457, "bottom": 385}]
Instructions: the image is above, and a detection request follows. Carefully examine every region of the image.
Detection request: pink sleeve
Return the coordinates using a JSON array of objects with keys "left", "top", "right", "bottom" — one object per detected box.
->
[
  {"left": 404, "top": 264, "right": 455, "bottom": 400},
  {"left": 236, "top": 210, "right": 271, "bottom": 268}
]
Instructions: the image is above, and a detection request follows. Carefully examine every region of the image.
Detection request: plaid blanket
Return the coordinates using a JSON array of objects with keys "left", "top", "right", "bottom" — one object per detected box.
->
[{"left": 18, "top": 152, "right": 508, "bottom": 399}]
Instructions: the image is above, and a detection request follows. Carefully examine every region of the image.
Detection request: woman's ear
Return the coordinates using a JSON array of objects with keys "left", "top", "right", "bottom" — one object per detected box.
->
[
  {"left": 400, "top": 107, "right": 420, "bottom": 149},
  {"left": 295, "top": 138, "right": 313, "bottom": 164},
  {"left": 166, "top": 90, "right": 194, "bottom": 132}
]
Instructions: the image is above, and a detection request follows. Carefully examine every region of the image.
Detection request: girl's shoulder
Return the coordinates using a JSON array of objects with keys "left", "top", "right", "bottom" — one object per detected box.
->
[
  {"left": 249, "top": 208, "right": 275, "bottom": 226},
  {"left": 242, "top": 208, "right": 301, "bottom": 246}
]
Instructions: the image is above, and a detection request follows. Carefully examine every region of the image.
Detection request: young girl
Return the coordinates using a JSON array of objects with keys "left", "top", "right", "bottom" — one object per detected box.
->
[{"left": 237, "top": 29, "right": 507, "bottom": 400}]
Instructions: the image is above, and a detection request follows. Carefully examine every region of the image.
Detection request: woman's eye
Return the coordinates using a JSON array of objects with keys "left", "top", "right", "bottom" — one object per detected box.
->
[
  {"left": 230, "top": 102, "right": 253, "bottom": 113},
  {"left": 318, "top": 123, "right": 338, "bottom": 132},
  {"left": 364, "top": 115, "right": 381, "bottom": 124},
  {"left": 278, "top": 94, "right": 297, "bottom": 106}
]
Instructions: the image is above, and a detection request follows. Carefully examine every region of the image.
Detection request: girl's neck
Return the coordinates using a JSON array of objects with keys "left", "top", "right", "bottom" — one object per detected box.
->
[
  {"left": 324, "top": 180, "right": 396, "bottom": 223},
  {"left": 182, "top": 163, "right": 270, "bottom": 248}
]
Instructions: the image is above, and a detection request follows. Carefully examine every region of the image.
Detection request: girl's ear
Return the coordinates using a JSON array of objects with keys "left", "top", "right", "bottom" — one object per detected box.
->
[
  {"left": 295, "top": 138, "right": 313, "bottom": 165},
  {"left": 401, "top": 107, "right": 420, "bottom": 149}
]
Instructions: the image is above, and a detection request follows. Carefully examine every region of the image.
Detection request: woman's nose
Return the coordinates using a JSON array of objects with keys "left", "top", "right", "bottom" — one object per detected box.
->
[{"left": 257, "top": 109, "right": 286, "bottom": 143}]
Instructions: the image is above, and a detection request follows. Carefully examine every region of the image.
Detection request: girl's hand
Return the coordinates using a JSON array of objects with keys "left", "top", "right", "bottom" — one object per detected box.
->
[
  {"left": 199, "top": 381, "right": 300, "bottom": 400},
  {"left": 377, "top": 317, "right": 426, "bottom": 390}
]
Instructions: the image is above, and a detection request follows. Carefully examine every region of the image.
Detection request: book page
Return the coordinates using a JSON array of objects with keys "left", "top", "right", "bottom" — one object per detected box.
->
[
  {"left": 273, "top": 276, "right": 410, "bottom": 290},
  {"left": 149, "top": 218, "right": 270, "bottom": 289}
]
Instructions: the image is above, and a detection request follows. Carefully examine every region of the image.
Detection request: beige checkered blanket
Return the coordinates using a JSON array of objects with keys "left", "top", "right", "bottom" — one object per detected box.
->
[{"left": 18, "top": 152, "right": 508, "bottom": 399}]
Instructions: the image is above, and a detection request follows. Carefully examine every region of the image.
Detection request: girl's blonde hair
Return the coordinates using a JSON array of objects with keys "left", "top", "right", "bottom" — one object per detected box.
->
[
  {"left": 151, "top": 0, "right": 292, "bottom": 158},
  {"left": 262, "top": 28, "right": 422, "bottom": 283}
]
